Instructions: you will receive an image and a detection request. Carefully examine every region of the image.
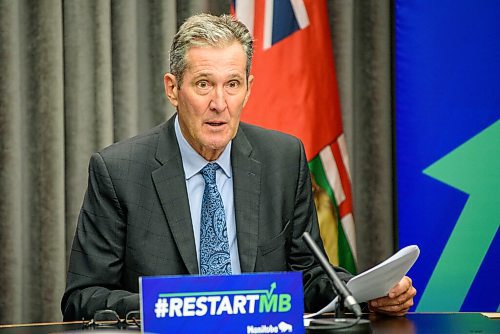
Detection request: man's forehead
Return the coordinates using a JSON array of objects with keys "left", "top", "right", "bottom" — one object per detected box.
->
[{"left": 184, "top": 44, "right": 247, "bottom": 76}]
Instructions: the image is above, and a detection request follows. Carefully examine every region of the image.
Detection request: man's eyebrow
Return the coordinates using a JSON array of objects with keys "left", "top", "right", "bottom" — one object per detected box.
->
[
  {"left": 192, "top": 72, "right": 211, "bottom": 79},
  {"left": 228, "top": 73, "right": 245, "bottom": 80}
]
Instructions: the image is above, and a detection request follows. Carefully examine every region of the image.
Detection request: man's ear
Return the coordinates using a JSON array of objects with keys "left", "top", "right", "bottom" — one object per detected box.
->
[
  {"left": 243, "top": 74, "right": 254, "bottom": 107},
  {"left": 164, "top": 73, "right": 179, "bottom": 107}
]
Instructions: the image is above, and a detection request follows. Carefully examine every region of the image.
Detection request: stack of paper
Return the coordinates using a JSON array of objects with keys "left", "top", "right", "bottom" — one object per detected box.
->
[{"left": 305, "top": 245, "right": 420, "bottom": 318}]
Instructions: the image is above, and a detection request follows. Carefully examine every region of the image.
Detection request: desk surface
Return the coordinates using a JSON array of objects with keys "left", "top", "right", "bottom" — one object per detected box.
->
[
  {"left": 370, "top": 313, "right": 498, "bottom": 334},
  {"left": 0, "top": 313, "right": 498, "bottom": 334}
]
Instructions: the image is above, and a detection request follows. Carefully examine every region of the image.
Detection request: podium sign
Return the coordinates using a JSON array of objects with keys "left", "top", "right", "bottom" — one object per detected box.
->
[{"left": 140, "top": 272, "right": 304, "bottom": 334}]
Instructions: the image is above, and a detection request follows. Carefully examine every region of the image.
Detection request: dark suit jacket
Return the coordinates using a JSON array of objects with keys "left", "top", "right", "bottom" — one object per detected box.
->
[{"left": 61, "top": 115, "right": 352, "bottom": 320}]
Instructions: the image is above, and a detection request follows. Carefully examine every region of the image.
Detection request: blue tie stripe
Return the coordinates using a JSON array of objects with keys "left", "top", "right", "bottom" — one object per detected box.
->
[{"left": 200, "top": 163, "right": 232, "bottom": 275}]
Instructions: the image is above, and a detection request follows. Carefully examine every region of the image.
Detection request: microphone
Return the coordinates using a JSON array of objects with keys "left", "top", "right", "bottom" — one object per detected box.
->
[{"left": 302, "top": 231, "right": 362, "bottom": 317}]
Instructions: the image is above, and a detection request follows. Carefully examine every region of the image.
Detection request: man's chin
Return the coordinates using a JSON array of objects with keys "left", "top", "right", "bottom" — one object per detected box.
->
[
  {"left": 198, "top": 138, "right": 231, "bottom": 160},
  {"left": 202, "top": 134, "right": 233, "bottom": 149},
  {"left": 205, "top": 141, "right": 229, "bottom": 152}
]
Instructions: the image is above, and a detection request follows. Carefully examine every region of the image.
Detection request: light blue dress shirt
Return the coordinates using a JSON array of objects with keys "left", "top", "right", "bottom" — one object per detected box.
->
[{"left": 174, "top": 116, "right": 241, "bottom": 274}]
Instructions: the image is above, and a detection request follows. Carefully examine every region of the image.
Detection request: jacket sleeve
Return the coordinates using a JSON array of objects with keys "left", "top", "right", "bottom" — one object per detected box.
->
[
  {"left": 288, "top": 139, "right": 354, "bottom": 313},
  {"left": 61, "top": 152, "right": 139, "bottom": 321}
]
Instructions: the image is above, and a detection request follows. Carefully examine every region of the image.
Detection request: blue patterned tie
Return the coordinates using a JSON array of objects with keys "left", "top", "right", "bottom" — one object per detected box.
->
[{"left": 199, "top": 163, "right": 232, "bottom": 275}]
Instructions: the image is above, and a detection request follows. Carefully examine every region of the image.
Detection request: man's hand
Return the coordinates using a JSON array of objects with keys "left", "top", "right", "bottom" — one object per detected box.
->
[{"left": 368, "top": 276, "right": 416, "bottom": 316}]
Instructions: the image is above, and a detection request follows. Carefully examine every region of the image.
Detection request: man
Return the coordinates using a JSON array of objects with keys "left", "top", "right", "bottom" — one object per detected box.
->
[{"left": 62, "top": 13, "right": 415, "bottom": 320}]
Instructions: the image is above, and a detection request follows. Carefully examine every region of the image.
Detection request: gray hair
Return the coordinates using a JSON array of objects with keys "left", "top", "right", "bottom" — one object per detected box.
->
[{"left": 169, "top": 13, "right": 254, "bottom": 86}]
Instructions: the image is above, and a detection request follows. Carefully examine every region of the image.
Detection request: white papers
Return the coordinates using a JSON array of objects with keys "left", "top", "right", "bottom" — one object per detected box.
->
[
  {"left": 305, "top": 245, "right": 420, "bottom": 319},
  {"left": 481, "top": 313, "right": 500, "bottom": 319}
]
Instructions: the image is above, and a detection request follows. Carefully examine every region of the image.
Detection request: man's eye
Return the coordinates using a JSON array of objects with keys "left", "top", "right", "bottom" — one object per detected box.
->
[
  {"left": 196, "top": 80, "right": 210, "bottom": 89},
  {"left": 227, "top": 80, "right": 240, "bottom": 89}
]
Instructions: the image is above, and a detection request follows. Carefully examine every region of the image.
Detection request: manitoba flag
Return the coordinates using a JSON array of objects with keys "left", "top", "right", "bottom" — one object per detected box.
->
[{"left": 232, "top": 0, "right": 357, "bottom": 273}]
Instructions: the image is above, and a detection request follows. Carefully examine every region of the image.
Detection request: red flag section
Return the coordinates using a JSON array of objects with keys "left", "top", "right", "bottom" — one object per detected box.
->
[
  {"left": 234, "top": 0, "right": 357, "bottom": 272},
  {"left": 241, "top": 0, "right": 343, "bottom": 160}
]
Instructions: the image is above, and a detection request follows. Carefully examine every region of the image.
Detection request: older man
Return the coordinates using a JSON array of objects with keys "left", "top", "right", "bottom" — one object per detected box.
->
[{"left": 62, "top": 13, "right": 415, "bottom": 320}]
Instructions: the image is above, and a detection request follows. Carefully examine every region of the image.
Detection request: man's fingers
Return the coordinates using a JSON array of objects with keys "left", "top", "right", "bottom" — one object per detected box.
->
[
  {"left": 368, "top": 276, "right": 417, "bottom": 316},
  {"left": 371, "top": 286, "right": 417, "bottom": 308},
  {"left": 393, "top": 286, "right": 417, "bottom": 305},
  {"left": 371, "top": 298, "right": 414, "bottom": 316},
  {"left": 389, "top": 276, "right": 412, "bottom": 298},
  {"left": 370, "top": 297, "right": 399, "bottom": 308}
]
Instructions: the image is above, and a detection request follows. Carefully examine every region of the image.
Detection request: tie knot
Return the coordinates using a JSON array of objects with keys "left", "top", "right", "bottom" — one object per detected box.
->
[{"left": 201, "top": 163, "right": 219, "bottom": 185}]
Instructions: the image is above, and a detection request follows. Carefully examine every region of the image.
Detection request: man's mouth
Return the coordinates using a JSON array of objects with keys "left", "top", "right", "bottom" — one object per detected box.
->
[{"left": 206, "top": 121, "right": 225, "bottom": 127}]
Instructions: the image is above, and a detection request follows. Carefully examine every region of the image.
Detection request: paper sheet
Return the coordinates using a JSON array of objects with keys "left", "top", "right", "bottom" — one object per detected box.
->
[
  {"left": 305, "top": 245, "right": 420, "bottom": 319},
  {"left": 481, "top": 312, "right": 500, "bottom": 319}
]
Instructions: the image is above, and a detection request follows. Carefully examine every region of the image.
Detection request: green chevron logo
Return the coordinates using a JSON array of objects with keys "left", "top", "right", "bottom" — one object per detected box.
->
[{"left": 416, "top": 120, "right": 500, "bottom": 311}]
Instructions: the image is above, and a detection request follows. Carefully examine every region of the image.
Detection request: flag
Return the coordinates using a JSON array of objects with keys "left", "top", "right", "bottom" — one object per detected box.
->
[{"left": 233, "top": 0, "right": 357, "bottom": 273}]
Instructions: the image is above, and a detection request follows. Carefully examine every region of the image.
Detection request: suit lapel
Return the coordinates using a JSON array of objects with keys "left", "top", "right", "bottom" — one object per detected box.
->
[
  {"left": 231, "top": 127, "right": 261, "bottom": 273},
  {"left": 152, "top": 117, "right": 199, "bottom": 274}
]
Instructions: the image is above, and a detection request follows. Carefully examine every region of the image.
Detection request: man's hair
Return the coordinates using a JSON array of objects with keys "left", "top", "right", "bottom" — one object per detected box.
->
[{"left": 169, "top": 13, "right": 254, "bottom": 86}]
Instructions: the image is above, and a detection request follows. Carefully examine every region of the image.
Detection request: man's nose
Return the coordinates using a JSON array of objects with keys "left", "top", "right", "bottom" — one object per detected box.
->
[{"left": 209, "top": 86, "right": 227, "bottom": 112}]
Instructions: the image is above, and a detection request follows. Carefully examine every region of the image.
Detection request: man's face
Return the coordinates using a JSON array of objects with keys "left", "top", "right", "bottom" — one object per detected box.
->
[{"left": 165, "top": 42, "right": 253, "bottom": 161}]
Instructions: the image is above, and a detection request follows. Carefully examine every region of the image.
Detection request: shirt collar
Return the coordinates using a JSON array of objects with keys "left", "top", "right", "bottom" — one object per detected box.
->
[{"left": 174, "top": 115, "right": 232, "bottom": 180}]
